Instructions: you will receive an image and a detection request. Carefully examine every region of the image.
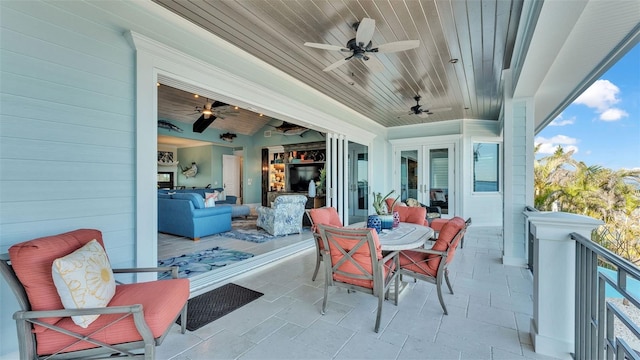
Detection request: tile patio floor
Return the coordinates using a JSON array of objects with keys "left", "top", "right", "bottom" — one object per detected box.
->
[{"left": 155, "top": 226, "right": 561, "bottom": 360}]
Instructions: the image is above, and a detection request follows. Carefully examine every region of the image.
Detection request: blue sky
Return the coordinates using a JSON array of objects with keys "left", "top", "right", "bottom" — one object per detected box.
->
[{"left": 536, "top": 43, "right": 639, "bottom": 170}]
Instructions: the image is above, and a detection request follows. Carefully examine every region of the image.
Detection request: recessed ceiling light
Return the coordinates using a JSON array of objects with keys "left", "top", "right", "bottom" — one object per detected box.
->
[
  {"left": 194, "top": 94, "right": 199, "bottom": 98},
  {"left": 234, "top": 106, "right": 239, "bottom": 110},
  {"left": 449, "top": 59, "right": 458, "bottom": 64},
  {"left": 156, "top": 82, "right": 160, "bottom": 87},
  {"left": 259, "top": 113, "right": 263, "bottom": 117}
]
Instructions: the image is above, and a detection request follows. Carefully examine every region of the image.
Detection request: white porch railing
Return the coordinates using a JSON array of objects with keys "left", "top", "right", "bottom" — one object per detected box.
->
[{"left": 524, "top": 210, "right": 640, "bottom": 359}]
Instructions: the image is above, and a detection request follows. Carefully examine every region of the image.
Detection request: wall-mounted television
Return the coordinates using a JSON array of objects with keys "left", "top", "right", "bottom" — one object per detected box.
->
[{"left": 288, "top": 164, "right": 323, "bottom": 192}]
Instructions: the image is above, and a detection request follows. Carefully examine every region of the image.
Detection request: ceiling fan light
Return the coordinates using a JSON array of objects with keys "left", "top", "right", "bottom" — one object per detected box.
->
[{"left": 202, "top": 109, "right": 213, "bottom": 115}]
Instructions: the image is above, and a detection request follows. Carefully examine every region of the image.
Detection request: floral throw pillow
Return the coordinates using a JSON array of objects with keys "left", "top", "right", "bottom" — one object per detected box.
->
[
  {"left": 204, "top": 192, "right": 218, "bottom": 207},
  {"left": 51, "top": 239, "right": 116, "bottom": 328}
]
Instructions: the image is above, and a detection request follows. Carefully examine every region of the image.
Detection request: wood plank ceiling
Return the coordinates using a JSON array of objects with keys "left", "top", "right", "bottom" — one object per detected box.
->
[{"left": 154, "top": 0, "right": 523, "bottom": 135}]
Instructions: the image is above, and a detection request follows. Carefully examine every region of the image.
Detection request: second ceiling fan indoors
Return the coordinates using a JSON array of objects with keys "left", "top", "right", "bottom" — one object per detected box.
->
[{"left": 304, "top": 17, "right": 419, "bottom": 72}]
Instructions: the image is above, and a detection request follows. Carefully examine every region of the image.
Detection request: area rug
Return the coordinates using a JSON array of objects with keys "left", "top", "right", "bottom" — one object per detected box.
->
[
  {"left": 158, "top": 247, "right": 254, "bottom": 280},
  {"left": 176, "top": 283, "right": 264, "bottom": 331},
  {"left": 215, "top": 216, "right": 310, "bottom": 243}
]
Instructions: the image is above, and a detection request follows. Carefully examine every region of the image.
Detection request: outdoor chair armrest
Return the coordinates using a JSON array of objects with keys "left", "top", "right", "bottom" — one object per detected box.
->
[
  {"left": 13, "top": 304, "right": 145, "bottom": 321},
  {"left": 404, "top": 247, "right": 447, "bottom": 257}
]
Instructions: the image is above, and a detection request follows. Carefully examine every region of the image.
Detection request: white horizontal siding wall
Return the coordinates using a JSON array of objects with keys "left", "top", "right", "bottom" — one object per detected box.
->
[
  {"left": 463, "top": 120, "right": 503, "bottom": 227},
  {"left": 0, "top": 2, "right": 136, "bottom": 355},
  {"left": 502, "top": 98, "right": 533, "bottom": 267}
]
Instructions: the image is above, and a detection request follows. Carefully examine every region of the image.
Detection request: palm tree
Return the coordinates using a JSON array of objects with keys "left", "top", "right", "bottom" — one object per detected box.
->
[{"left": 534, "top": 146, "right": 640, "bottom": 263}]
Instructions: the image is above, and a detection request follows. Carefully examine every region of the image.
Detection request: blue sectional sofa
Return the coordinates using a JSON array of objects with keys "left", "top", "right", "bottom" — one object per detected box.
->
[
  {"left": 158, "top": 192, "right": 232, "bottom": 240},
  {"left": 165, "top": 188, "right": 250, "bottom": 218}
]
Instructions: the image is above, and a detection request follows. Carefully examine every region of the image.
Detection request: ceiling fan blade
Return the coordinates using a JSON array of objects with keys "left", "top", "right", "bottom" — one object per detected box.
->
[
  {"left": 304, "top": 42, "right": 349, "bottom": 52},
  {"left": 362, "top": 55, "right": 384, "bottom": 72},
  {"left": 323, "top": 58, "right": 350, "bottom": 72},
  {"left": 211, "top": 101, "right": 229, "bottom": 108},
  {"left": 428, "top": 107, "right": 453, "bottom": 113},
  {"left": 374, "top": 40, "right": 420, "bottom": 53},
  {"left": 418, "top": 112, "right": 430, "bottom": 119},
  {"left": 355, "top": 18, "right": 375, "bottom": 46}
]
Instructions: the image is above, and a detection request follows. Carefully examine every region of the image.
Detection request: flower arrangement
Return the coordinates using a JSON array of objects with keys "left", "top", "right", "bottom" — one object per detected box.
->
[{"left": 372, "top": 190, "right": 399, "bottom": 215}]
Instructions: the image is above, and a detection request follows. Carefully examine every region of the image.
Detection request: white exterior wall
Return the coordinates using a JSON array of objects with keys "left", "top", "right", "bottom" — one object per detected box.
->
[
  {"left": 463, "top": 121, "right": 503, "bottom": 227},
  {"left": 388, "top": 120, "right": 503, "bottom": 228},
  {"left": 502, "top": 98, "right": 534, "bottom": 267}
]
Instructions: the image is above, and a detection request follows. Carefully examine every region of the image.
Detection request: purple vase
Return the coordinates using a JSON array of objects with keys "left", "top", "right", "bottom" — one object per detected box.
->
[{"left": 392, "top": 211, "right": 400, "bottom": 228}]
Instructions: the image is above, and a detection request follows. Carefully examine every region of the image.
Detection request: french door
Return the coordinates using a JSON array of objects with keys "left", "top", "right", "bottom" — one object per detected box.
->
[
  {"left": 395, "top": 144, "right": 455, "bottom": 217},
  {"left": 348, "top": 141, "right": 368, "bottom": 224}
]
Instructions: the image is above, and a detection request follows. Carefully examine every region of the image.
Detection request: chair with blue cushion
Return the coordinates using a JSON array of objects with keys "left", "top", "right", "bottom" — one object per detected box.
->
[{"left": 256, "top": 195, "right": 308, "bottom": 236}]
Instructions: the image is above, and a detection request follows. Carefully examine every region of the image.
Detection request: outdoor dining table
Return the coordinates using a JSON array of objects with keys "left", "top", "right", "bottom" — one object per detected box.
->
[{"left": 349, "top": 222, "right": 434, "bottom": 251}]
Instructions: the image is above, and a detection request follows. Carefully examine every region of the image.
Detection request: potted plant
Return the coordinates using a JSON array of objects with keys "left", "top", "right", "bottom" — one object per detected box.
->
[{"left": 371, "top": 190, "right": 400, "bottom": 230}]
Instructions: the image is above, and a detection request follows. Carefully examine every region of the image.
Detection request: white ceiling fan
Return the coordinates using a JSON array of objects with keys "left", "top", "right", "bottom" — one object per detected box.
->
[{"left": 304, "top": 18, "right": 419, "bottom": 72}]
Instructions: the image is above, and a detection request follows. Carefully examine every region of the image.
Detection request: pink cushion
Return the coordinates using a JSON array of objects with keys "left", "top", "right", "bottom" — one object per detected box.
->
[
  {"left": 324, "top": 227, "right": 386, "bottom": 289},
  {"left": 9, "top": 229, "right": 105, "bottom": 331},
  {"left": 430, "top": 218, "right": 448, "bottom": 231},
  {"left": 309, "top": 208, "right": 343, "bottom": 251},
  {"left": 400, "top": 217, "right": 465, "bottom": 275},
  {"left": 309, "top": 207, "right": 343, "bottom": 230},
  {"left": 35, "top": 279, "right": 190, "bottom": 355},
  {"left": 427, "top": 217, "right": 464, "bottom": 272},
  {"left": 395, "top": 206, "right": 427, "bottom": 225}
]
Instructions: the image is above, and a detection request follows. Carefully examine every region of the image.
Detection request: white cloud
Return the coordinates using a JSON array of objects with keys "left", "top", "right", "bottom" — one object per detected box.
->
[
  {"left": 575, "top": 79, "right": 621, "bottom": 110},
  {"left": 535, "top": 135, "right": 579, "bottom": 155},
  {"left": 573, "top": 79, "right": 629, "bottom": 122},
  {"left": 549, "top": 113, "right": 575, "bottom": 126},
  {"left": 600, "top": 108, "right": 628, "bottom": 121}
]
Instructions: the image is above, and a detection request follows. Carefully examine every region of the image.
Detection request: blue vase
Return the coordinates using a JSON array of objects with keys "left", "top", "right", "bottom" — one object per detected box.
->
[
  {"left": 379, "top": 214, "right": 394, "bottom": 230},
  {"left": 367, "top": 215, "right": 382, "bottom": 233}
]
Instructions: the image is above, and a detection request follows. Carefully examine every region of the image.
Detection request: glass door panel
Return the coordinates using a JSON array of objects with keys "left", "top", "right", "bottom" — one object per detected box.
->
[
  {"left": 399, "top": 150, "right": 420, "bottom": 203},
  {"left": 395, "top": 144, "right": 454, "bottom": 218},
  {"left": 348, "top": 141, "right": 368, "bottom": 224},
  {"left": 428, "top": 148, "right": 450, "bottom": 215}
]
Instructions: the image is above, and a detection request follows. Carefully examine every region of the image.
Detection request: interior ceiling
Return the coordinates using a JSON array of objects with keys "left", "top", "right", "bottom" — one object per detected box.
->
[
  {"left": 157, "top": 84, "right": 273, "bottom": 136},
  {"left": 154, "top": 0, "right": 524, "bottom": 134}
]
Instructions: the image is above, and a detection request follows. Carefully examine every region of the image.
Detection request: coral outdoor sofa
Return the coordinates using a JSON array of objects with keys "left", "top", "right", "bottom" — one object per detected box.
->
[{"left": 0, "top": 229, "right": 189, "bottom": 359}]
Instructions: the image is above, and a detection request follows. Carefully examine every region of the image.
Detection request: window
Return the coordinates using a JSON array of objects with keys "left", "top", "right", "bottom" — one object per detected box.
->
[
  {"left": 473, "top": 143, "right": 499, "bottom": 192},
  {"left": 157, "top": 172, "right": 174, "bottom": 189}
]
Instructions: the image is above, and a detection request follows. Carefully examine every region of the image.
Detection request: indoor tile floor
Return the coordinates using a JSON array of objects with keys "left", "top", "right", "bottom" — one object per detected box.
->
[{"left": 155, "top": 227, "right": 560, "bottom": 360}]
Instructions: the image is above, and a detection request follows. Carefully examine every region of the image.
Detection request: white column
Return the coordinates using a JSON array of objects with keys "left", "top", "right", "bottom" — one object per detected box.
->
[{"left": 524, "top": 211, "right": 603, "bottom": 359}]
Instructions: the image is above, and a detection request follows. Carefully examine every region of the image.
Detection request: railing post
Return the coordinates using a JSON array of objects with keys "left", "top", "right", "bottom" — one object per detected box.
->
[{"left": 524, "top": 211, "right": 603, "bottom": 359}]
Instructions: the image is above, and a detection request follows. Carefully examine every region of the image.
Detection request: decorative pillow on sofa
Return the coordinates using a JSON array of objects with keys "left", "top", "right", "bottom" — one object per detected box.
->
[
  {"left": 204, "top": 192, "right": 218, "bottom": 207},
  {"left": 216, "top": 190, "right": 226, "bottom": 202},
  {"left": 51, "top": 239, "right": 116, "bottom": 328}
]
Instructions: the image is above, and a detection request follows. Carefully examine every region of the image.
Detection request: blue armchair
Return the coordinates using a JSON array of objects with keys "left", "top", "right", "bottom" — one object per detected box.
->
[{"left": 256, "top": 195, "right": 308, "bottom": 236}]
